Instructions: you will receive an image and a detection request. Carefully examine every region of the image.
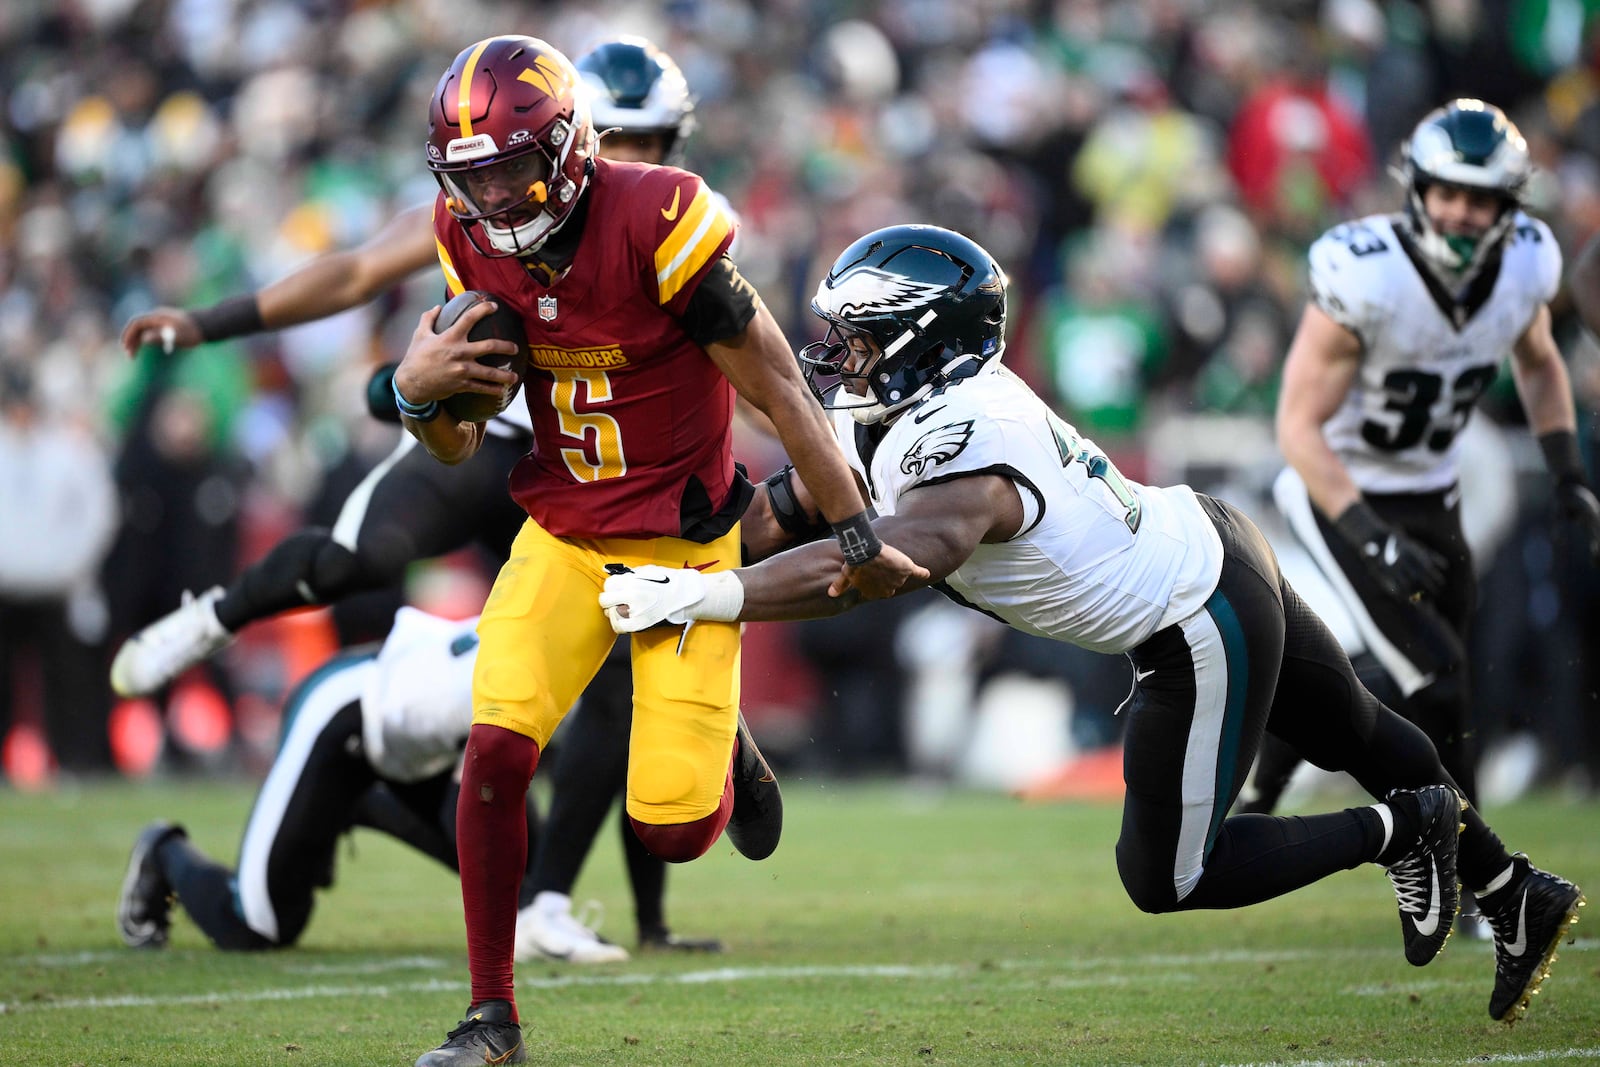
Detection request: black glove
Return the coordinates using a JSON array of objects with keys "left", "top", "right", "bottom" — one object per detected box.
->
[
  {"left": 1334, "top": 499, "right": 1447, "bottom": 603},
  {"left": 1539, "top": 430, "right": 1600, "bottom": 564},
  {"left": 1554, "top": 479, "right": 1600, "bottom": 563}
]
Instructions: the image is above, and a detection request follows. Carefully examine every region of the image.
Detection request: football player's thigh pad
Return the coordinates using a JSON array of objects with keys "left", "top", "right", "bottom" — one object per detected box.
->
[{"left": 474, "top": 521, "right": 618, "bottom": 746}]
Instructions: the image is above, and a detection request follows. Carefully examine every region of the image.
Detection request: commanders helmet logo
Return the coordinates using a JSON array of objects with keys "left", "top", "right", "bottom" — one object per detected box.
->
[{"left": 901, "top": 419, "right": 975, "bottom": 477}]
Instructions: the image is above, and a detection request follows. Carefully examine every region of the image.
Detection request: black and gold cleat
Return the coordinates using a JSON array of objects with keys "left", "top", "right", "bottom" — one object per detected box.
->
[{"left": 1482, "top": 854, "right": 1585, "bottom": 1026}]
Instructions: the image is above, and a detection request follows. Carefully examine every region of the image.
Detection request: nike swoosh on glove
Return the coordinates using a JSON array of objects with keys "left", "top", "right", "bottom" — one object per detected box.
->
[
  {"left": 600, "top": 565, "right": 709, "bottom": 633},
  {"left": 1335, "top": 499, "right": 1447, "bottom": 602}
]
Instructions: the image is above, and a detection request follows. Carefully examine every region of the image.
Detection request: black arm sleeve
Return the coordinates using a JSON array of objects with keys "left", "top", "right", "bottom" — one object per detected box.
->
[{"left": 679, "top": 255, "right": 761, "bottom": 347}]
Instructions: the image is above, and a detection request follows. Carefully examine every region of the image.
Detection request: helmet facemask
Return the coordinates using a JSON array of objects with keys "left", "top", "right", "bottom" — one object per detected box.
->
[
  {"left": 802, "top": 226, "right": 1007, "bottom": 424},
  {"left": 800, "top": 314, "right": 990, "bottom": 425},
  {"left": 427, "top": 37, "right": 596, "bottom": 259},
  {"left": 1396, "top": 99, "right": 1529, "bottom": 291}
]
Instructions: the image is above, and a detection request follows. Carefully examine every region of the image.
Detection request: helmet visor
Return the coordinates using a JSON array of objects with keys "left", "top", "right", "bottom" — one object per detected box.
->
[{"left": 440, "top": 151, "right": 554, "bottom": 231}]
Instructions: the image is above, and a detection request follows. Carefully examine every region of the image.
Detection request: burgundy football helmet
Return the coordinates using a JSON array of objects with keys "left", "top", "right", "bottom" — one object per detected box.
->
[{"left": 427, "top": 36, "right": 596, "bottom": 257}]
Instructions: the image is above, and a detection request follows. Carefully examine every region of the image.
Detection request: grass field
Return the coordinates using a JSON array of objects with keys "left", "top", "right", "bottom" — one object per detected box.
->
[{"left": 1, "top": 777, "right": 1596, "bottom": 1066}]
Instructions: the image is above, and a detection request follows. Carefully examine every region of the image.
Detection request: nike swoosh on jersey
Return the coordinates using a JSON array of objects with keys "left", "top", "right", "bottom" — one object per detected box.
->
[
  {"left": 1135, "top": 668, "right": 1155, "bottom": 682},
  {"left": 1410, "top": 864, "right": 1442, "bottom": 937},
  {"left": 912, "top": 404, "right": 947, "bottom": 425},
  {"left": 1504, "top": 890, "right": 1530, "bottom": 955},
  {"left": 661, "top": 187, "right": 681, "bottom": 221}
]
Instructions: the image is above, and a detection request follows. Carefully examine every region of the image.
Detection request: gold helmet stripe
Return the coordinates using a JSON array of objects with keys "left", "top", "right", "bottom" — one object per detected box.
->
[{"left": 455, "top": 38, "right": 497, "bottom": 138}]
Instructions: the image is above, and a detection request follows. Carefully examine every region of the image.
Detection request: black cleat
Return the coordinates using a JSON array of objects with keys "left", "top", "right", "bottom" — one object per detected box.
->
[
  {"left": 1455, "top": 892, "right": 1495, "bottom": 943},
  {"left": 1482, "top": 855, "right": 1585, "bottom": 1026},
  {"left": 117, "top": 821, "right": 184, "bottom": 949},
  {"left": 725, "top": 712, "right": 782, "bottom": 861},
  {"left": 639, "top": 925, "right": 724, "bottom": 954},
  {"left": 414, "top": 1000, "right": 525, "bottom": 1066},
  {"left": 1379, "top": 785, "right": 1465, "bottom": 966}
]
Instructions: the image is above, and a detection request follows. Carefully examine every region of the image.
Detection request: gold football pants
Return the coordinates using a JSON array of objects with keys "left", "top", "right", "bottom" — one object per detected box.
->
[{"left": 473, "top": 517, "right": 742, "bottom": 826}]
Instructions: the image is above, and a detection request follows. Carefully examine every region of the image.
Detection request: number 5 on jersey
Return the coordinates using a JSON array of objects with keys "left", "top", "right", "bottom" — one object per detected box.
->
[{"left": 552, "top": 367, "right": 627, "bottom": 481}]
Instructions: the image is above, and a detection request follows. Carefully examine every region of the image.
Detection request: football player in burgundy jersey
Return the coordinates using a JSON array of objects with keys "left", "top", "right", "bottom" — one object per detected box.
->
[
  {"left": 112, "top": 39, "right": 748, "bottom": 966},
  {"left": 394, "top": 36, "right": 924, "bottom": 1067},
  {"left": 600, "top": 223, "right": 1585, "bottom": 1030}
]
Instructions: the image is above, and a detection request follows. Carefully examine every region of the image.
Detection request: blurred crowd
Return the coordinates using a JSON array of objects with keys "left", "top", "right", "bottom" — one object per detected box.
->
[{"left": 4, "top": 0, "right": 1600, "bottom": 790}]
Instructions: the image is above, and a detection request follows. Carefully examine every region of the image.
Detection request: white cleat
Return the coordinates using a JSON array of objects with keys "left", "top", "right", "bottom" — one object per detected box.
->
[
  {"left": 110, "top": 587, "right": 232, "bottom": 697},
  {"left": 514, "top": 893, "right": 630, "bottom": 964}
]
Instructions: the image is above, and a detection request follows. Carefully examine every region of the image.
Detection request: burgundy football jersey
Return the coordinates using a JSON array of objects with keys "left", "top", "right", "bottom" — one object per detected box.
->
[{"left": 434, "top": 159, "right": 739, "bottom": 540}]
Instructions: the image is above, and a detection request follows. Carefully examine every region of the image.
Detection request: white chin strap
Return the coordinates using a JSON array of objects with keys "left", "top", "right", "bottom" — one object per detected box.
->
[
  {"left": 825, "top": 383, "right": 888, "bottom": 424},
  {"left": 485, "top": 214, "right": 556, "bottom": 256}
]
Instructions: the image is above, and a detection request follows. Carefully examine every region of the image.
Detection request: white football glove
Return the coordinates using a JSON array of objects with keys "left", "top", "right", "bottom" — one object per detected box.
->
[{"left": 599, "top": 565, "right": 745, "bottom": 633}]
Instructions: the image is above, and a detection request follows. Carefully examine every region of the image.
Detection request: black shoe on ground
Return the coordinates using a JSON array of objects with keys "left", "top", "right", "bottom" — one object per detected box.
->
[
  {"left": 414, "top": 1000, "right": 525, "bottom": 1066},
  {"left": 639, "top": 925, "right": 724, "bottom": 954},
  {"left": 1378, "top": 784, "right": 1465, "bottom": 967},
  {"left": 117, "top": 821, "right": 184, "bottom": 948},
  {"left": 1481, "top": 854, "right": 1585, "bottom": 1026},
  {"left": 725, "top": 712, "right": 782, "bottom": 861}
]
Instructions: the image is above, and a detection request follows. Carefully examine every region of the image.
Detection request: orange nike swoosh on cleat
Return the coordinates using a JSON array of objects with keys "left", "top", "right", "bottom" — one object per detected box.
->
[
  {"left": 661, "top": 188, "right": 680, "bottom": 221},
  {"left": 486, "top": 1045, "right": 521, "bottom": 1066}
]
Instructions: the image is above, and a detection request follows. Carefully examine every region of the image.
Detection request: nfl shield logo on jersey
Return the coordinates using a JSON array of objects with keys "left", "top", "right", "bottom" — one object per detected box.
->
[{"left": 538, "top": 295, "right": 557, "bottom": 321}]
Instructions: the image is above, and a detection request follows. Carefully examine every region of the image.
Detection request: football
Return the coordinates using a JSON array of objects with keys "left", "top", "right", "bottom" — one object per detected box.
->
[{"left": 432, "top": 289, "right": 529, "bottom": 423}]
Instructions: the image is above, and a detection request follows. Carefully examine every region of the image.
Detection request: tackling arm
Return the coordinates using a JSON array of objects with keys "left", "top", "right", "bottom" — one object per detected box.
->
[
  {"left": 602, "top": 475, "right": 1020, "bottom": 628},
  {"left": 704, "top": 304, "right": 929, "bottom": 598}
]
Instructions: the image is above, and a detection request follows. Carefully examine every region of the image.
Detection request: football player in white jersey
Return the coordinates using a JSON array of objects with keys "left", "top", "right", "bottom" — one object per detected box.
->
[
  {"left": 114, "top": 609, "right": 555, "bottom": 952},
  {"left": 1248, "top": 101, "right": 1600, "bottom": 924},
  {"left": 110, "top": 38, "right": 725, "bottom": 962},
  {"left": 598, "top": 224, "right": 1586, "bottom": 1025}
]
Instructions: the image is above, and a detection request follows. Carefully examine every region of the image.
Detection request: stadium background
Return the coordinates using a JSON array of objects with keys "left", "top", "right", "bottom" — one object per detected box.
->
[{"left": 2, "top": 0, "right": 1600, "bottom": 796}]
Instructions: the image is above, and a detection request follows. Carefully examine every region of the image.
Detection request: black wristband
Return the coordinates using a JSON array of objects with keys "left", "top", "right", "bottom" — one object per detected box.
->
[
  {"left": 366, "top": 363, "right": 402, "bottom": 424},
  {"left": 191, "top": 294, "right": 265, "bottom": 342},
  {"left": 763, "top": 465, "right": 828, "bottom": 538},
  {"left": 1538, "top": 429, "right": 1587, "bottom": 486},
  {"left": 832, "top": 510, "right": 882, "bottom": 566}
]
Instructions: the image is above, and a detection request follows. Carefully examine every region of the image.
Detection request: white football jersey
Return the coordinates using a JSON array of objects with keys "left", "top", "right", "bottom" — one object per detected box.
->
[
  {"left": 360, "top": 607, "right": 478, "bottom": 782},
  {"left": 1309, "top": 211, "right": 1559, "bottom": 494},
  {"left": 837, "top": 365, "right": 1223, "bottom": 654}
]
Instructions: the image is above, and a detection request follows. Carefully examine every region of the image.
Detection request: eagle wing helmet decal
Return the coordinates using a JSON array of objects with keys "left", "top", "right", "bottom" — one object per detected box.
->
[
  {"left": 818, "top": 267, "right": 952, "bottom": 319},
  {"left": 901, "top": 420, "right": 976, "bottom": 477}
]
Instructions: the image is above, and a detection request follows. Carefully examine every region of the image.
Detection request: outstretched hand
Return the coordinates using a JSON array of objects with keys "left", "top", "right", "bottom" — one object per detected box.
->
[
  {"left": 120, "top": 308, "right": 201, "bottom": 357},
  {"left": 828, "top": 542, "right": 930, "bottom": 600}
]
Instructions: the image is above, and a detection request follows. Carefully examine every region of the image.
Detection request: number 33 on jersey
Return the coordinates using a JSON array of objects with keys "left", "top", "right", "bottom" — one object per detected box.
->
[{"left": 1309, "top": 211, "right": 1560, "bottom": 495}]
